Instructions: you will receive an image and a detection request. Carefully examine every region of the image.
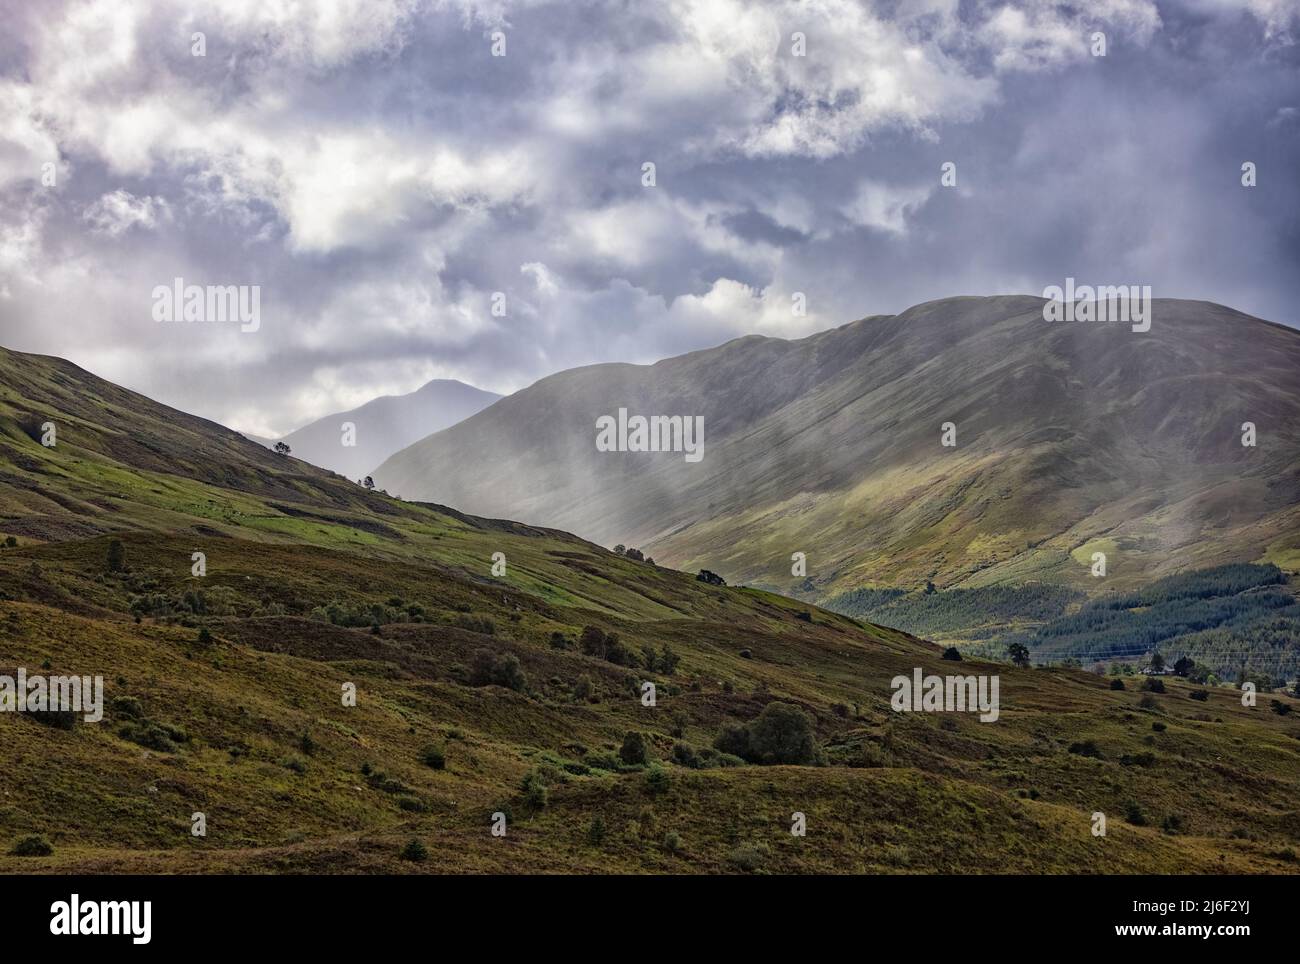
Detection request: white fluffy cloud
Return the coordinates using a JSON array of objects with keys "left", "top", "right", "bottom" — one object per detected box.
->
[{"left": 83, "top": 190, "right": 169, "bottom": 236}]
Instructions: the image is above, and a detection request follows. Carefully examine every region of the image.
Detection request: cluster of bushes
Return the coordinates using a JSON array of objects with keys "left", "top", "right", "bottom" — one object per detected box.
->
[
  {"left": 119, "top": 719, "right": 189, "bottom": 753},
  {"left": 361, "top": 764, "right": 415, "bottom": 796},
  {"left": 713, "top": 702, "right": 823, "bottom": 766},
  {"left": 671, "top": 741, "right": 743, "bottom": 769},
  {"left": 310, "top": 599, "right": 403, "bottom": 628},
  {"left": 577, "top": 626, "right": 678, "bottom": 673},
  {"left": 469, "top": 649, "right": 527, "bottom": 691},
  {"left": 452, "top": 613, "right": 496, "bottom": 635},
  {"left": 110, "top": 695, "right": 189, "bottom": 752},
  {"left": 9, "top": 834, "right": 53, "bottom": 857},
  {"left": 612, "top": 545, "right": 654, "bottom": 565}
]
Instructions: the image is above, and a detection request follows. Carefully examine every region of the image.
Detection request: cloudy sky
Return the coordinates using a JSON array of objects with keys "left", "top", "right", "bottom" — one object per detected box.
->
[{"left": 0, "top": 0, "right": 1297, "bottom": 437}]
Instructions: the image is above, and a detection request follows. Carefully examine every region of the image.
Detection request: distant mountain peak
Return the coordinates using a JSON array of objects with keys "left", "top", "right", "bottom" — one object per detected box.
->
[{"left": 261, "top": 377, "right": 501, "bottom": 480}]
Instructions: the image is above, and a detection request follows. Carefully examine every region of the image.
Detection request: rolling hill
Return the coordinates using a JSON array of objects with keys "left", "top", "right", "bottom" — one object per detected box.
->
[
  {"left": 253, "top": 379, "right": 500, "bottom": 482},
  {"left": 0, "top": 342, "right": 1297, "bottom": 874},
  {"left": 373, "top": 296, "right": 1300, "bottom": 601}
]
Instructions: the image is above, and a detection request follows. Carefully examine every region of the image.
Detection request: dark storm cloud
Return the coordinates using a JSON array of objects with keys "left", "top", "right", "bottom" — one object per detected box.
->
[{"left": 0, "top": 0, "right": 1295, "bottom": 436}]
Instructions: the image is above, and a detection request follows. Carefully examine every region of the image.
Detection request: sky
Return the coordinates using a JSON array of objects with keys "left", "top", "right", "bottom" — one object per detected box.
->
[{"left": 0, "top": 0, "right": 1297, "bottom": 437}]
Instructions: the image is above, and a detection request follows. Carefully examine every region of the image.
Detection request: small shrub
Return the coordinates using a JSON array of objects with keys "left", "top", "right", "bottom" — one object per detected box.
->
[
  {"left": 400, "top": 838, "right": 428, "bottom": 862},
  {"left": 587, "top": 814, "right": 607, "bottom": 846},
  {"left": 33, "top": 708, "right": 78, "bottom": 730},
  {"left": 520, "top": 769, "right": 548, "bottom": 811},
  {"left": 111, "top": 695, "right": 144, "bottom": 719},
  {"left": 1142, "top": 677, "right": 1165, "bottom": 693},
  {"left": 118, "top": 721, "right": 179, "bottom": 753},
  {"left": 1123, "top": 801, "right": 1149, "bottom": 826},
  {"left": 713, "top": 723, "right": 750, "bottom": 760},
  {"left": 582, "top": 750, "right": 623, "bottom": 771},
  {"left": 420, "top": 745, "right": 446, "bottom": 770},
  {"left": 1109, "top": 678, "right": 1125, "bottom": 691},
  {"left": 1138, "top": 694, "right": 1159, "bottom": 710},
  {"left": 299, "top": 731, "right": 317, "bottom": 756},
  {"left": 941, "top": 647, "right": 962, "bottom": 661},
  {"left": 726, "top": 842, "right": 770, "bottom": 873},
  {"left": 579, "top": 625, "right": 608, "bottom": 658},
  {"left": 106, "top": 539, "right": 125, "bottom": 573},
  {"left": 1152, "top": 721, "right": 1167, "bottom": 732},
  {"left": 643, "top": 764, "right": 670, "bottom": 795},
  {"left": 572, "top": 674, "right": 593, "bottom": 702},
  {"left": 619, "top": 731, "right": 650, "bottom": 766},
  {"left": 1188, "top": 689, "right": 1208, "bottom": 702},
  {"left": 672, "top": 742, "right": 699, "bottom": 768},
  {"left": 662, "top": 831, "right": 682, "bottom": 854},
  {"left": 469, "top": 649, "right": 527, "bottom": 691},
  {"left": 1067, "top": 740, "right": 1102, "bottom": 758},
  {"left": 10, "top": 834, "right": 53, "bottom": 856},
  {"left": 457, "top": 614, "right": 497, "bottom": 635}
]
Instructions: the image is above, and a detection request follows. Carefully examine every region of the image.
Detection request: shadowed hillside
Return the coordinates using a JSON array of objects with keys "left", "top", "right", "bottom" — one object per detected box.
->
[{"left": 373, "top": 296, "right": 1300, "bottom": 599}]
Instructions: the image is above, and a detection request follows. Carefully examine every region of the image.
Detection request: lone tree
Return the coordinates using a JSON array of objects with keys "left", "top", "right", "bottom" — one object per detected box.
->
[
  {"left": 696, "top": 569, "right": 726, "bottom": 586},
  {"left": 1173, "top": 655, "right": 1194, "bottom": 677},
  {"left": 273, "top": 441, "right": 291, "bottom": 456},
  {"left": 746, "top": 702, "right": 821, "bottom": 765},
  {"left": 106, "top": 538, "right": 125, "bottom": 573},
  {"left": 714, "top": 702, "right": 822, "bottom": 766},
  {"left": 363, "top": 476, "right": 375, "bottom": 490},
  {"left": 1149, "top": 651, "right": 1166, "bottom": 673},
  {"left": 1007, "top": 642, "right": 1031, "bottom": 668}
]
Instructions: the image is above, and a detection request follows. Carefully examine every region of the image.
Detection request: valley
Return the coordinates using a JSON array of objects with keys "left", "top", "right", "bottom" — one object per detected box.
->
[{"left": 1, "top": 342, "right": 1297, "bottom": 873}]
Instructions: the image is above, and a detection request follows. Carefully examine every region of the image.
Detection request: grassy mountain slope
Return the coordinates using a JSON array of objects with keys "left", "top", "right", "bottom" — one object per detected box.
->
[
  {"left": 373, "top": 296, "right": 1300, "bottom": 599},
  {"left": 0, "top": 344, "right": 1297, "bottom": 874}
]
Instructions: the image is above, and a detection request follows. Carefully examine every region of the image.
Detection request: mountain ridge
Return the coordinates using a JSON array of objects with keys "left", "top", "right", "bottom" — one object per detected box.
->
[{"left": 373, "top": 295, "right": 1300, "bottom": 597}]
